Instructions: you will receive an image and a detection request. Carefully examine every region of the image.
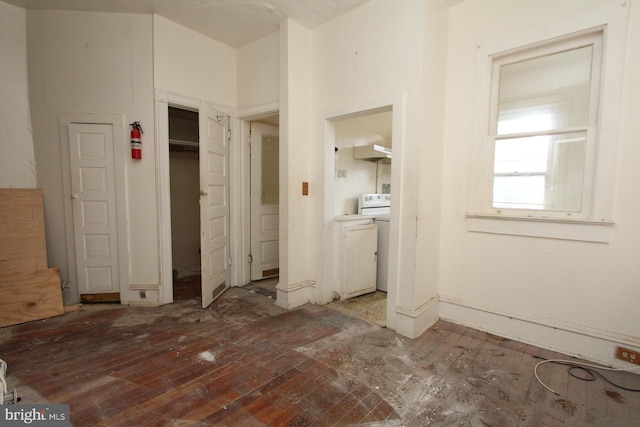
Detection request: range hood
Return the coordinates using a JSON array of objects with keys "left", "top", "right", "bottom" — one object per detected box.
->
[{"left": 353, "top": 144, "right": 392, "bottom": 162}]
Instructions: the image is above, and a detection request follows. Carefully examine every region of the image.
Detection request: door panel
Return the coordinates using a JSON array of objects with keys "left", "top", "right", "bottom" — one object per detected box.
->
[
  {"left": 250, "top": 123, "right": 280, "bottom": 280},
  {"left": 342, "top": 224, "right": 377, "bottom": 300},
  {"left": 68, "top": 123, "right": 119, "bottom": 295},
  {"left": 200, "top": 105, "right": 230, "bottom": 308}
]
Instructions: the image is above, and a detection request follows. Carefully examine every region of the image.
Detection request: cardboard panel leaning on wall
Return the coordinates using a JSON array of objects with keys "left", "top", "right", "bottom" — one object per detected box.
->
[
  {"left": 0, "top": 188, "right": 63, "bottom": 327},
  {"left": 0, "top": 269, "right": 63, "bottom": 328},
  {"left": 0, "top": 189, "right": 47, "bottom": 273}
]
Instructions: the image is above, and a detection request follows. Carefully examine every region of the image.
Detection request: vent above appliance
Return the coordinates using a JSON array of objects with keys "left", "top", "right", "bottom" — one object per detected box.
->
[{"left": 353, "top": 144, "right": 392, "bottom": 162}]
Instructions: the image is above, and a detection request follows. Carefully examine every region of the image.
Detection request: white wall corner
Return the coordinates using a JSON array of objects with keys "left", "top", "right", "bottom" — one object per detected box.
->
[
  {"left": 393, "top": 296, "right": 440, "bottom": 339},
  {"left": 275, "top": 280, "right": 315, "bottom": 310}
]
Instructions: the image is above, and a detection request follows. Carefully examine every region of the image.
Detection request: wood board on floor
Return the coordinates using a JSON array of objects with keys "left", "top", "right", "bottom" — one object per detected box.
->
[
  {"left": 0, "top": 268, "right": 64, "bottom": 327},
  {"left": 0, "top": 188, "right": 48, "bottom": 274}
]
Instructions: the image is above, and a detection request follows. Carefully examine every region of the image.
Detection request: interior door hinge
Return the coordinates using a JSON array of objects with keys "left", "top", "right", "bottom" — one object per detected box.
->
[
  {"left": 248, "top": 254, "right": 253, "bottom": 264},
  {"left": 228, "top": 257, "right": 232, "bottom": 267}
]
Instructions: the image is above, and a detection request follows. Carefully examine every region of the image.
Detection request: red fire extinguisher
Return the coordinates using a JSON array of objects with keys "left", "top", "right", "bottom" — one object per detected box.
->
[{"left": 130, "top": 122, "right": 143, "bottom": 159}]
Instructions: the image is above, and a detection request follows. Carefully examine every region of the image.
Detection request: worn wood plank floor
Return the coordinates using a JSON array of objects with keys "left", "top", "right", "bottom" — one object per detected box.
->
[{"left": 1, "top": 287, "right": 639, "bottom": 426}]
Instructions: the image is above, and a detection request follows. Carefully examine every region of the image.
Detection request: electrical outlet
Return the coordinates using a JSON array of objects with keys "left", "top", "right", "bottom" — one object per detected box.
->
[{"left": 614, "top": 346, "right": 640, "bottom": 365}]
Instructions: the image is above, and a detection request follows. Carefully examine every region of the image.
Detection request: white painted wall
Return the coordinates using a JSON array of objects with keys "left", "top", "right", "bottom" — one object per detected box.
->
[
  {"left": 153, "top": 15, "right": 237, "bottom": 107},
  {"left": 413, "top": 0, "right": 449, "bottom": 323},
  {"left": 332, "top": 147, "right": 378, "bottom": 215},
  {"left": 439, "top": 0, "right": 640, "bottom": 366},
  {"left": 26, "top": 10, "right": 156, "bottom": 304},
  {"left": 237, "top": 31, "right": 279, "bottom": 110},
  {"left": 311, "top": 0, "right": 447, "bottom": 336},
  {"left": 276, "top": 19, "right": 315, "bottom": 309},
  {"left": 0, "top": 2, "right": 35, "bottom": 188}
]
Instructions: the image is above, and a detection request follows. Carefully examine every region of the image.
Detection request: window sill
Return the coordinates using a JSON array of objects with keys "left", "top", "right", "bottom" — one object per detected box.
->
[{"left": 465, "top": 213, "right": 613, "bottom": 243}]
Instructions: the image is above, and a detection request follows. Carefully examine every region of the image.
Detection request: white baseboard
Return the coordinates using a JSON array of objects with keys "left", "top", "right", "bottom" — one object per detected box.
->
[
  {"left": 275, "top": 280, "right": 314, "bottom": 310},
  {"left": 393, "top": 296, "right": 439, "bottom": 339},
  {"left": 439, "top": 296, "right": 640, "bottom": 370}
]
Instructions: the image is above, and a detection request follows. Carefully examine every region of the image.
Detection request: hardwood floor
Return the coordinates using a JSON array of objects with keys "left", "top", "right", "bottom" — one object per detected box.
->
[
  {"left": 1, "top": 287, "right": 639, "bottom": 426},
  {"left": 173, "top": 274, "right": 202, "bottom": 300}
]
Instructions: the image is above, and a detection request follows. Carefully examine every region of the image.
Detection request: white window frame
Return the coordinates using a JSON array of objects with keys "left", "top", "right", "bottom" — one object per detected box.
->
[
  {"left": 489, "top": 32, "right": 602, "bottom": 216},
  {"left": 467, "top": 1, "right": 628, "bottom": 243}
]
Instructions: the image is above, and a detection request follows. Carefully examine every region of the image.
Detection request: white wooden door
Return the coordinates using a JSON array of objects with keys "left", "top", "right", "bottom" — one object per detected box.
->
[
  {"left": 199, "top": 104, "right": 230, "bottom": 308},
  {"left": 250, "top": 123, "right": 280, "bottom": 281},
  {"left": 68, "top": 123, "right": 120, "bottom": 295}
]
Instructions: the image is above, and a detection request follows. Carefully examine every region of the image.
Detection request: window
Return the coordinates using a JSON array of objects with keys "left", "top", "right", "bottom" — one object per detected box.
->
[
  {"left": 467, "top": 2, "right": 628, "bottom": 242},
  {"left": 489, "top": 33, "right": 601, "bottom": 216}
]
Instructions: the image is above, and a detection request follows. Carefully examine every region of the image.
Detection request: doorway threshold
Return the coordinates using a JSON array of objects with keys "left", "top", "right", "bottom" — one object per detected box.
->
[
  {"left": 327, "top": 290, "right": 387, "bottom": 327},
  {"left": 243, "top": 278, "right": 278, "bottom": 299}
]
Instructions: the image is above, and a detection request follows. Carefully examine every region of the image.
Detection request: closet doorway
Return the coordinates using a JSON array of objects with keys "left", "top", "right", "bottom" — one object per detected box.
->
[{"left": 168, "top": 106, "right": 201, "bottom": 299}]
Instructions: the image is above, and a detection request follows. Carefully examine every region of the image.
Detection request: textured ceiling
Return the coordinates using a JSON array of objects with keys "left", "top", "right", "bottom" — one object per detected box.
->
[{"left": 4, "top": 0, "right": 372, "bottom": 47}]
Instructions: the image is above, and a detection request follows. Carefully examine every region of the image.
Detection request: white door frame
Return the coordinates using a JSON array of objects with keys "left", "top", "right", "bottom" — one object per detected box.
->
[
  {"left": 156, "top": 92, "right": 198, "bottom": 305},
  {"left": 59, "top": 113, "right": 130, "bottom": 302},
  {"left": 237, "top": 103, "right": 279, "bottom": 286},
  {"left": 155, "top": 90, "right": 237, "bottom": 305},
  {"left": 249, "top": 122, "right": 280, "bottom": 281},
  {"left": 319, "top": 93, "right": 403, "bottom": 331}
]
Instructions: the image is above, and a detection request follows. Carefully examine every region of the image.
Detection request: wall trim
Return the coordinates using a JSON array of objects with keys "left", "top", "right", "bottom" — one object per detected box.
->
[
  {"left": 393, "top": 296, "right": 439, "bottom": 339},
  {"left": 237, "top": 100, "right": 279, "bottom": 120},
  {"left": 439, "top": 296, "right": 640, "bottom": 369},
  {"left": 439, "top": 295, "right": 640, "bottom": 347},
  {"left": 129, "top": 283, "right": 161, "bottom": 290},
  {"left": 275, "top": 279, "right": 314, "bottom": 310}
]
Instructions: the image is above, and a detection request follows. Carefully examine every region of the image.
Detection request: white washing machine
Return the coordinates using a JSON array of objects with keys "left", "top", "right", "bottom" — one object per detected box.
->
[{"left": 358, "top": 194, "right": 391, "bottom": 292}]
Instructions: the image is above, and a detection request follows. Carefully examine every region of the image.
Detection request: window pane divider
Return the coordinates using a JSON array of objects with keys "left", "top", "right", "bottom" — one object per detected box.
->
[
  {"left": 494, "top": 126, "right": 588, "bottom": 140},
  {"left": 494, "top": 172, "right": 545, "bottom": 177}
]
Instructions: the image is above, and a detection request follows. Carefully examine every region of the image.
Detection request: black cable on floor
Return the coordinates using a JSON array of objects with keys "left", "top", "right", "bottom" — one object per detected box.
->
[{"left": 533, "top": 356, "right": 640, "bottom": 395}]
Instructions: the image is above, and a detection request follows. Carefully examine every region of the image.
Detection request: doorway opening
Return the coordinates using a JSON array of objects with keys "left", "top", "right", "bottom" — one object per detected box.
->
[
  {"left": 248, "top": 114, "right": 280, "bottom": 299},
  {"left": 168, "top": 106, "right": 201, "bottom": 301},
  {"left": 327, "top": 107, "right": 393, "bottom": 327}
]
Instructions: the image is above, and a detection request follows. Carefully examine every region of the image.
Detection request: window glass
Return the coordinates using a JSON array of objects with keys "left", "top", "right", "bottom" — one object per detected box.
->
[
  {"left": 492, "top": 131, "right": 587, "bottom": 211},
  {"left": 261, "top": 134, "right": 279, "bottom": 205},
  {"left": 497, "top": 45, "right": 593, "bottom": 135},
  {"left": 490, "top": 42, "right": 596, "bottom": 213}
]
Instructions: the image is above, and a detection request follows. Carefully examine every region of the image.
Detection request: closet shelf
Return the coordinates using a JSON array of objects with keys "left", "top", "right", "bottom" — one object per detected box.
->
[{"left": 169, "top": 139, "right": 198, "bottom": 148}]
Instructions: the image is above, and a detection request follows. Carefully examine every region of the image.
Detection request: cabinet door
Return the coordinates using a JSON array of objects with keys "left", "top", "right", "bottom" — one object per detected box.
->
[{"left": 342, "top": 224, "right": 378, "bottom": 299}]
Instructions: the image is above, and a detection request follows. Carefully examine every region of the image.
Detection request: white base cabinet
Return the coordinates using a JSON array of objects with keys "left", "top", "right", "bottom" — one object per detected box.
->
[{"left": 328, "top": 215, "right": 378, "bottom": 301}]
